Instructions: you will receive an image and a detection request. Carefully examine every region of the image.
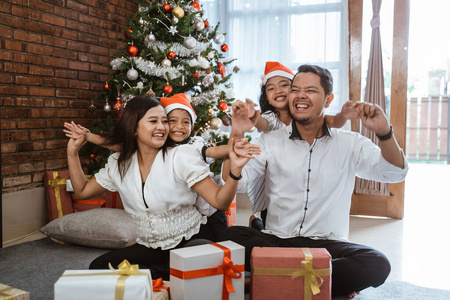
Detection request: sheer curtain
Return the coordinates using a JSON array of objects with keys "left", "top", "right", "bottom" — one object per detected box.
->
[{"left": 204, "top": 0, "right": 349, "bottom": 115}]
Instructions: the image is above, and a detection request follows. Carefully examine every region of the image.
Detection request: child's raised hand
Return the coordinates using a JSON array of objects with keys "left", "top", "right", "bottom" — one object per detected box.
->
[
  {"left": 64, "top": 121, "right": 90, "bottom": 140},
  {"left": 341, "top": 101, "right": 360, "bottom": 120},
  {"left": 234, "top": 138, "right": 261, "bottom": 158}
]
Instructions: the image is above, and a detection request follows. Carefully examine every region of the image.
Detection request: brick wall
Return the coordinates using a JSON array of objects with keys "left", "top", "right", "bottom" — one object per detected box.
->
[{"left": 0, "top": 0, "right": 138, "bottom": 193}]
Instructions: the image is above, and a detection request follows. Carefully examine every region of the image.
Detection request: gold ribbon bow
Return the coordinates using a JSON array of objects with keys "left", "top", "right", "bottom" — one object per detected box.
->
[
  {"left": 48, "top": 171, "right": 67, "bottom": 218},
  {"left": 108, "top": 260, "right": 142, "bottom": 300}
]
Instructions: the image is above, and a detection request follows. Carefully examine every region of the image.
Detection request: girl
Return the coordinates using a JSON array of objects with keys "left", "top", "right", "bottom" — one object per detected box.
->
[{"left": 67, "top": 95, "right": 256, "bottom": 279}]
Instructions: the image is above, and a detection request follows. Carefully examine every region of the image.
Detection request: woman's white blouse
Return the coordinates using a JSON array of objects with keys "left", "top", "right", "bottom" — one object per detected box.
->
[{"left": 95, "top": 144, "right": 212, "bottom": 250}]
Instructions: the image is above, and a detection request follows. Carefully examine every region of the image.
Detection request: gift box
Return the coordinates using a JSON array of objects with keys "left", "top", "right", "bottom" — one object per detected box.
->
[
  {"left": 251, "top": 247, "right": 331, "bottom": 300},
  {"left": 0, "top": 283, "right": 29, "bottom": 300},
  {"left": 44, "top": 170, "right": 74, "bottom": 221},
  {"left": 225, "top": 197, "right": 237, "bottom": 226},
  {"left": 152, "top": 278, "right": 170, "bottom": 300},
  {"left": 54, "top": 260, "right": 152, "bottom": 300},
  {"left": 170, "top": 240, "right": 245, "bottom": 300}
]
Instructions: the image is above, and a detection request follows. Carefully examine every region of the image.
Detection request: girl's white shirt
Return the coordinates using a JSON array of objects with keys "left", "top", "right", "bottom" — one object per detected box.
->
[
  {"left": 95, "top": 144, "right": 212, "bottom": 250},
  {"left": 261, "top": 111, "right": 285, "bottom": 132}
]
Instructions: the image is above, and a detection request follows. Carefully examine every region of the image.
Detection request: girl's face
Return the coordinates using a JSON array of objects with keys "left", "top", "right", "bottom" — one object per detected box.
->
[
  {"left": 265, "top": 76, "right": 292, "bottom": 111},
  {"left": 135, "top": 105, "right": 169, "bottom": 149},
  {"left": 168, "top": 109, "right": 192, "bottom": 143}
]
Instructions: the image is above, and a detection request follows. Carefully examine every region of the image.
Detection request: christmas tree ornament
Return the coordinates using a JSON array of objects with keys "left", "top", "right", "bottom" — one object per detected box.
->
[
  {"left": 172, "top": 6, "right": 184, "bottom": 19},
  {"left": 172, "top": 16, "right": 179, "bottom": 24},
  {"left": 88, "top": 100, "right": 96, "bottom": 114},
  {"left": 114, "top": 97, "right": 122, "bottom": 116},
  {"left": 163, "top": 3, "right": 171, "bottom": 12},
  {"left": 167, "top": 51, "right": 175, "bottom": 59},
  {"left": 90, "top": 154, "right": 96, "bottom": 160},
  {"left": 218, "top": 100, "right": 228, "bottom": 112},
  {"left": 138, "top": 18, "right": 145, "bottom": 25},
  {"left": 103, "top": 100, "right": 111, "bottom": 112},
  {"left": 193, "top": 72, "right": 200, "bottom": 79},
  {"left": 195, "top": 20, "right": 205, "bottom": 31},
  {"left": 220, "top": 43, "right": 229, "bottom": 52},
  {"left": 103, "top": 82, "right": 110, "bottom": 90},
  {"left": 207, "top": 52, "right": 214, "bottom": 59},
  {"left": 183, "top": 36, "right": 197, "bottom": 49},
  {"left": 204, "top": 19, "right": 209, "bottom": 27},
  {"left": 213, "top": 32, "right": 225, "bottom": 44},
  {"left": 126, "top": 45, "right": 138, "bottom": 57},
  {"left": 145, "top": 32, "right": 156, "bottom": 43},
  {"left": 233, "top": 66, "right": 240, "bottom": 73},
  {"left": 126, "top": 68, "right": 139, "bottom": 81},
  {"left": 168, "top": 26, "right": 178, "bottom": 35},
  {"left": 161, "top": 58, "right": 172, "bottom": 67},
  {"left": 124, "top": 28, "right": 133, "bottom": 40},
  {"left": 207, "top": 107, "right": 215, "bottom": 116},
  {"left": 162, "top": 84, "right": 173, "bottom": 94},
  {"left": 209, "top": 117, "right": 222, "bottom": 130},
  {"left": 191, "top": 2, "right": 200, "bottom": 11},
  {"left": 217, "top": 62, "right": 226, "bottom": 77},
  {"left": 146, "top": 89, "right": 156, "bottom": 97}
]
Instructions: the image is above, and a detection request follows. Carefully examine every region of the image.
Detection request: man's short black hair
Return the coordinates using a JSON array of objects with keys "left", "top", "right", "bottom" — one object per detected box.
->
[{"left": 293, "top": 64, "right": 333, "bottom": 95}]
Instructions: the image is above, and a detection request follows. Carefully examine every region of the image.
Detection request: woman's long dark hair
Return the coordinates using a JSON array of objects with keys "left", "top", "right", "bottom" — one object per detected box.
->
[{"left": 101, "top": 95, "right": 175, "bottom": 179}]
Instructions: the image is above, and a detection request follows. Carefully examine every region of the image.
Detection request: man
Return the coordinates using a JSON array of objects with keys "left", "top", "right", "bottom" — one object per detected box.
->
[{"left": 220, "top": 64, "right": 408, "bottom": 298}]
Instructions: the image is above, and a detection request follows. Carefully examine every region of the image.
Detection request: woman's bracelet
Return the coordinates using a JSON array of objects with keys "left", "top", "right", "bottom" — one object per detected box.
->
[{"left": 229, "top": 171, "right": 242, "bottom": 181}]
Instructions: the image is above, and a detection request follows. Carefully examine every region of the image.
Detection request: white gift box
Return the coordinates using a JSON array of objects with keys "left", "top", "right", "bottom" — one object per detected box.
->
[
  {"left": 170, "top": 240, "right": 245, "bottom": 300},
  {"left": 54, "top": 268, "right": 152, "bottom": 300}
]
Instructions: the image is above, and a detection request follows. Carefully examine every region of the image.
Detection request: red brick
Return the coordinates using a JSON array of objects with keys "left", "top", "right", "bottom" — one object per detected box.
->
[
  {"left": 1, "top": 130, "right": 29, "bottom": 142},
  {"left": 2, "top": 165, "right": 18, "bottom": 176},
  {"left": 30, "top": 108, "right": 56, "bottom": 118},
  {"left": 56, "top": 89, "right": 79, "bottom": 98},
  {"left": 28, "top": 44, "right": 53, "bottom": 56},
  {"left": 89, "top": 45, "right": 109, "bottom": 56},
  {"left": 29, "top": 65, "right": 54, "bottom": 76},
  {"left": 18, "top": 141, "right": 45, "bottom": 152},
  {"left": 4, "top": 39, "right": 26, "bottom": 52},
  {"left": 11, "top": 6, "right": 41, "bottom": 20},
  {"left": 14, "top": 30, "right": 42, "bottom": 43},
  {"left": 29, "top": 87, "right": 54, "bottom": 97},
  {"left": 1, "top": 108, "right": 28, "bottom": 118},
  {"left": 68, "top": 61, "right": 89, "bottom": 71},
  {"left": 1, "top": 142, "right": 16, "bottom": 153},
  {"left": 55, "top": 69, "right": 78, "bottom": 79},
  {"left": 4, "top": 62, "right": 28, "bottom": 74},
  {"left": 45, "top": 139, "right": 67, "bottom": 150},
  {"left": 1, "top": 85, "right": 28, "bottom": 95},
  {"left": 66, "top": 0, "right": 89, "bottom": 14},
  {"left": 45, "top": 159, "right": 68, "bottom": 170},
  {"left": 56, "top": 109, "right": 79, "bottom": 118},
  {"left": 42, "top": 13, "right": 65, "bottom": 27},
  {"left": 91, "top": 64, "right": 110, "bottom": 74},
  {"left": 0, "top": 15, "right": 27, "bottom": 30},
  {"left": 42, "top": 57, "right": 67, "bottom": 68},
  {"left": 44, "top": 98, "right": 68, "bottom": 108},
  {"left": 67, "top": 41, "right": 90, "bottom": 52},
  {"left": 88, "top": 7, "right": 108, "bottom": 19},
  {"left": 3, "top": 175, "right": 32, "bottom": 187},
  {"left": 19, "top": 162, "right": 45, "bottom": 173},
  {"left": 66, "top": 20, "right": 89, "bottom": 33},
  {"left": 54, "top": 6, "right": 78, "bottom": 20},
  {"left": 69, "top": 80, "right": 90, "bottom": 90},
  {"left": 30, "top": 129, "right": 56, "bottom": 140},
  {"left": 54, "top": 48, "right": 78, "bottom": 60},
  {"left": 89, "top": 25, "right": 109, "bottom": 39},
  {"left": 44, "top": 77, "right": 69, "bottom": 88},
  {"left": 16, "top": 97, "right": 44, "bottom": 107},
  {"left": 54, "top": 28, "right": 78, "bottom": 41},
  {"left": 79, "top": 71, "right": 98, "bottom": 81},
  {"left": 18, "top": 119, "right": 46, "bottom": 129},
  {"left": 14, "top": 53, "right": 42, "bottom": 65},
  {"left": 42, "top": 0, "right": 65, "bottom": 6},
  {"left": 15, "top": 75, "right": 42, "bottom": 86},
  {"left": 29, "top": 0, "right": 54, "bottom": 13},
  {"left": 79, "top": 33, "right": 99, "bottom": 45},
  {"left": 45, "top": 119, "right": 65, "bottom": 128},
  {"left": 78, "top": 90, "right": 98, "bottom": 99},
  {"left": 78, "top": 53, "right": 99, "bottom": 63},
  {"left": 0, "top": 74, "right": 13, "bottom": 83},
  {"left": 0, "top": 50, "right": 13, "bottom": 61},
  {"left": 0, "top": 2, "right": 11, "bottom": 13},
  {"left": 0, "top": 97, "right": 15, "bottom": 106},
  {"left": 1, "top": 120, "right": 16, "bottom": 130},
  {"left": 32, "top": 173, "right": 45, "bottom": 184},
  {"left": 0, "top": 25, "right": 13, "bottom": 38},
  {"left": 42, "top": 35, "right": 67, "bottom": 48}
]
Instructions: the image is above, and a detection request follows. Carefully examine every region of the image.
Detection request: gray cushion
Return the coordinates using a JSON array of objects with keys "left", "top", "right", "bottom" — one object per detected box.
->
[{"left": 40, "top": 208, "right": 137, "bottom": 249}]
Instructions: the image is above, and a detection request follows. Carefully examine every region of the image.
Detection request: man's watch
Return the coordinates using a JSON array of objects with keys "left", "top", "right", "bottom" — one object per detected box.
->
[{"left": 376, "top": 125, "right": 393, "bottom": 141}]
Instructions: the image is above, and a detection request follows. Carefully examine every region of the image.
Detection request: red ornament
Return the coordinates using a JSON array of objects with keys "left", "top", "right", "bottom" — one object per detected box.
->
[
  {"left": 114, "top": 97, "right": 122, "bottom": 116},
  {"left": 205, "top": 68, "right": 211, "bottom": 74},
  {"left": 220, "top": 44, "right": 229, "bottom": 52},
  {"left": 167, "top": 51, "right": 175, "bottom": 59},
  {"left": 204, "top": 20, "right": 209, "bottom": 28},
  {"left": 90, "top": 154, "right": 96, "bottom": 160},
  {"left": 218, "top": 100, "right": 228, "bottom": 112},
  {"left": 127, "top": 45, "right": 138, "bottom": 57},
  {"left": 193, "top": 72, "right": 200, "bottom": 79},
  {"left": 191, "top": 2, "right": 200, "bottom": 10},
  {"left": 103, "top": 82, "right": 110, "bottom": 90},
  {"left": 162, "top": 84, "right": 173, "bottom": 95},
  {"left": 124, "top": 28, "right": 133, "bottom": 40},
  {"left": 217, "top": 62, "right": 226, "bottom": 78},
  {"left": 163, "top": 3, "right": 171, "bottom": 12}
]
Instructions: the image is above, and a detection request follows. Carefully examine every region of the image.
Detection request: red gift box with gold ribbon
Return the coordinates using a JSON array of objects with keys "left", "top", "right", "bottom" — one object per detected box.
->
[
  {"left": 251, "top": 247, "right": 331, "bottom": 300},
  {"left": 170, "top": 241, "right": 245, "bottom": 300}
]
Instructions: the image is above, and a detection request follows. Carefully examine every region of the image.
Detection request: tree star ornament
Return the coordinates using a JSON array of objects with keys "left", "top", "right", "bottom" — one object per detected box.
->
[{"left": 168, "top": 26, "right": 178, "bottom": 36}]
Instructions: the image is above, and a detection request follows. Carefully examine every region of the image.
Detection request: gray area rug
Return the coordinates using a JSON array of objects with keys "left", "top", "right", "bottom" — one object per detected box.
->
[{"left": 1, "top": 238, "right": 450, "bottom": 300}]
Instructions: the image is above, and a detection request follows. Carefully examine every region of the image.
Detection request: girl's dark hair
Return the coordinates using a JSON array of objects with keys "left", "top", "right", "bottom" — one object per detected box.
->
[
  {"left": 101, "top": 95, "right": 175, "bottom": 179},
  {"left": 259, "top": 85, "right": 278, "bottom": 115},
  {"left": 294, "top": 64, "right": 333, "bottom": 95}
]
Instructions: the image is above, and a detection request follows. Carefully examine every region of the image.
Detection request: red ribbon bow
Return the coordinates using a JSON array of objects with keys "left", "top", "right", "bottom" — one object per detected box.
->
[{"left": 152, "top": 278, "right": 169, "bottom": 292}]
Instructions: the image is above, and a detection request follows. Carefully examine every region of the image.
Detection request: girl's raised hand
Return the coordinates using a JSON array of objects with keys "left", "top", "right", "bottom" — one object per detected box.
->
[
  {"left": 63, "top": 121, "right": 90, "bottom": 140},
  {"left": 234, "top": 138, "right": 261, "bottom": 159}
]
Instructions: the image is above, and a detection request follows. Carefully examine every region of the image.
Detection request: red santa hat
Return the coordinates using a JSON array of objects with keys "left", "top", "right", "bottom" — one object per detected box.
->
[
  {"left": 260, "top": 61, "right": 295, "bottom": 88},
  {"left": 160, "top": 93, "right": 197, "bottom": 123}
]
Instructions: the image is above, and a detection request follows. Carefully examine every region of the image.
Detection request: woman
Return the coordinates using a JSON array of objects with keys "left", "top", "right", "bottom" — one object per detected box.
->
[{"left": 67, "top": 95, "right": 255, "bottom": 279}]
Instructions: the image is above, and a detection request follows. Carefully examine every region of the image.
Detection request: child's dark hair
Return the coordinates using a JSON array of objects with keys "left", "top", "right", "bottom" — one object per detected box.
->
[
  {"left": 101, "top": 95, "right": 176, "bottom": 179},
  {"left": 294, "top": 64, "right": 333, "bottom": 95},
  {"left": 259, "top": 86, "right": 278, "bottom": 115}
]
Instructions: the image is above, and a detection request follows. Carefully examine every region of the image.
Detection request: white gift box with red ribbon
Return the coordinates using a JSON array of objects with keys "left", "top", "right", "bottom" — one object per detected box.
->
[{"left": 170, "top": 240, "right": 245, "bottom": 300}]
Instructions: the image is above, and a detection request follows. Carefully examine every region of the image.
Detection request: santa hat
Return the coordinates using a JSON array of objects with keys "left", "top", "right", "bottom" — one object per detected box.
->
[
  {"left": 260, "top": 61, "right": 295, "bottom": 88},
  {"left": 160, "top": 93, "right": 197, "bottom": 123}
]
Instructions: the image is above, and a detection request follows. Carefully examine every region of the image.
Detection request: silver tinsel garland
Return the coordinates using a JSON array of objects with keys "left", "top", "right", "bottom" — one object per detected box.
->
[{"left": 144, "top": 40, "right": 209, "bottom": 58}]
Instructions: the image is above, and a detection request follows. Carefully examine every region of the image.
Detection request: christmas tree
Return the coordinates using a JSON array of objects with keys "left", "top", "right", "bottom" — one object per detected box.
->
[{"left": 85, "top": 0, "right": 241, "bottom": 174}]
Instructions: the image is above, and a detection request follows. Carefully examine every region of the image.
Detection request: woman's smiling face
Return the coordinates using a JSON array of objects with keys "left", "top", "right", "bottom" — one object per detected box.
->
[{"left": 135, "top": 105, "right": 169, "bottom": 149}]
